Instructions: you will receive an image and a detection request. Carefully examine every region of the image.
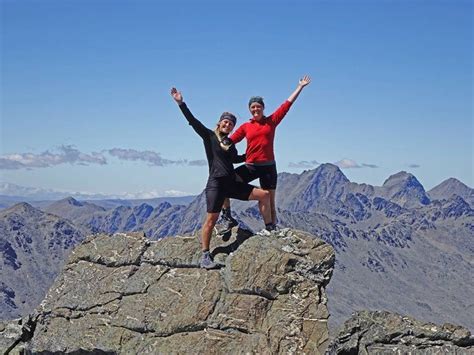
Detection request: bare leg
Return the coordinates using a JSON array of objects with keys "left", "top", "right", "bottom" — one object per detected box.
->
[
  {"left": 248, "top": 188, "right": 271, "bottom": 225},
  {"left": 201, "top": 212, "right": 220, "bottom": 251},
  {"left": 269, "top": 189, "right": 277, "bottom": 225}
]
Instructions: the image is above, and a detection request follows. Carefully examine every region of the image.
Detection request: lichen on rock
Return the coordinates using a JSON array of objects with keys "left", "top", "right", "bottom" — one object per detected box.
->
[
  {"left": 327, "top": 310, "right": 474, "bottom": 354},
  {"left": 16, "top": 228, "right": 335, "bottom": 354}
]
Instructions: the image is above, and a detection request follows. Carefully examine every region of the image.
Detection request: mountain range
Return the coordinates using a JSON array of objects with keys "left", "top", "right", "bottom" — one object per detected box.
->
[
  {"left": 0, "top": 203, "right": 85, "bottom": 319},
  {"left": 0, "top": 164, "right": 472, "bottom": 333},
  {"left": 0, "top": 182, "right": 196, "bottom": 210}
]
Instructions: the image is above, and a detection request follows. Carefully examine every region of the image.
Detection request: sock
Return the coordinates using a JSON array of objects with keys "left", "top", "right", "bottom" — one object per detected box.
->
[{"left": 202, "top": 250, "right": 210, "bottom": 255}]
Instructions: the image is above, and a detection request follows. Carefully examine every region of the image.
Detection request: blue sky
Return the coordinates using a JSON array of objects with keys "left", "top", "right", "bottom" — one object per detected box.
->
[{"left": 1, "top": 0, "right": 472, "bottom": 198}]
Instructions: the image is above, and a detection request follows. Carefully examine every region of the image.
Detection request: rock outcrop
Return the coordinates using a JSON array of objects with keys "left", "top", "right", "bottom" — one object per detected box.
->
[
  {"left": 327, "top": 310, "right": 474, "bottom": 354},
  {"left": 5, "top": 228, "right": 335, "bottom": 354},
  {"left": 0, "top": 317, "right": 34, "bottom": 354}
]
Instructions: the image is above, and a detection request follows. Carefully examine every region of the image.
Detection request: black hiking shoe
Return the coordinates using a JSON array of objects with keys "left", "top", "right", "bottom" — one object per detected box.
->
[{"left": 214, "top": 216, "right": 238, "bottom": 236}]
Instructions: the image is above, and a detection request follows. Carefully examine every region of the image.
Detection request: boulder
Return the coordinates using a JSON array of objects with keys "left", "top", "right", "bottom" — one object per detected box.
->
[
  {"left": 22, "top": 228, "right": 335, "bottom": 354},
  {"left": 327, "top": 310, "right": 473, "bottom": 354}
]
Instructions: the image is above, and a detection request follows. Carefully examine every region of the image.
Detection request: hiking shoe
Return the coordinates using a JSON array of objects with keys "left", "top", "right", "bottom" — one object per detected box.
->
[
  {"left": 264, "top": 223, "right": 279, "bottom": 232},
  {"left": 200, "top": 253, "right": 217, "bottom": 269},
  {"left": 223, "top": 215, "right": 238, "bottom": 229},
  {"left": 269, "top": 224, "right": 280, "bottom": 232},
  {"left": 214, "top": 223, "right": 231, "bottom": 236},
  {"left": 214, "top": 216, "right": 238, "bottom": 236}
]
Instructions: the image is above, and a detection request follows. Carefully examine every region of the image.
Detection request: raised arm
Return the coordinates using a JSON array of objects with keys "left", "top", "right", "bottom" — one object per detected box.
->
[
  {"left": 171, "top": 87, "right": 209, "bottom": 138},
  {"left": 287, "top": 75, "right": 311, "bottom": 103}
]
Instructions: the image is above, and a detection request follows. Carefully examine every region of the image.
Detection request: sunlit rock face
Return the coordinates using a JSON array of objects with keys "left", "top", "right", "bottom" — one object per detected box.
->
[
  {"left": 23, "top": 229, "right": 335, "bottom": 354},
  {"left": 327, "top": 310, "right": 474, "bottom": 354}
]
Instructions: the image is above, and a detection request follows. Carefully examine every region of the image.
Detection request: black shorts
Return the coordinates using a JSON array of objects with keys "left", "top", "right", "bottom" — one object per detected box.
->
[
  {"left": 234, "top": 163, "right": 277, "bottom": 190},
  {"left": 205, "top": 176, "right": 255, "bottom": 213}
]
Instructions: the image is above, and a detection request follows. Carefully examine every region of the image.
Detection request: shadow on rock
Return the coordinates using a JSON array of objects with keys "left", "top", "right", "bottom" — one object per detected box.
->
[{"left": 211, "top": 227, "right": 254, "bottom": 258}]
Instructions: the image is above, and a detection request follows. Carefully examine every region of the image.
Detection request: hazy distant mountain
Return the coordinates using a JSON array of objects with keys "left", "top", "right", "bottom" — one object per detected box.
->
[
  {"left": 428, "top": 178, "right": 474, "bottom": 207},
  {"left": 0, "top": 195, "right": 32, "bottom": 209},
  {"left": 83, "top": 196, "right": 196, "bottom": 209},
  {"left": 0, "top": 182, "right": 110, "bottom": 201},
  {"left": 43, "top": 197, "right": 191, "bottom": 237},
  {"left": 379, "top": 171, "right": 431, "bottom": 208},
  {"left": 0, "top": 183, "right": 196, "bottom": 210},
  {"left": 0, "top": 203, "right": 85, "bottom": 319},
  {"left": 44, "top": 197, "right": 106, "bottom": 221}
]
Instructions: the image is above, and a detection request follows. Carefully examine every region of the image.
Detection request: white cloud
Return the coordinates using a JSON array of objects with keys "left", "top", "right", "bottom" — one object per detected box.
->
[
  {"left": 362, "top": 163, "right": 379, "bottom": 168},
  {"left": 0, "top": 145, "right": 106, "bottom": 170},
  {"left": 288, "top": 160, "right": 319, "bottom": 169},
  {"left": 163, "top": 189, "right": 190, "bottom": 197},
  {"left": 107, "top": 148, "right": 185, "bottom": 166},
  {"left": 334, "top": 159, "right": 361, "bottom": 169},
  {"left": 334, "top": 159, "right": 379, "bottom": 169},
  {"left": 188, "top": 160, "right": 207, "bottom": 166},
  {"left": 0, "top": 158, "right": 24, "bottom": 170},
  {"left": 0, "top": 182, "right": 193, "bottom": 200},
  {"left": 0, "top": 182, "right": 111, "bottom": 200},
  {"left": 0, "top": 145, "right": 205, "bottom": 170},
  {"left": 113, "top": 190, "right": 162, "bottom": 199}
]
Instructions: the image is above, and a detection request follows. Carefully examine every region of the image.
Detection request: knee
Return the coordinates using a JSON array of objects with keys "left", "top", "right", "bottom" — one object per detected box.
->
[
  {"left": 250, "top": 188, "right": 271, "bottom": 203},
  {"left": 262, "top": 190, "right": 270, "bottom": 202}
]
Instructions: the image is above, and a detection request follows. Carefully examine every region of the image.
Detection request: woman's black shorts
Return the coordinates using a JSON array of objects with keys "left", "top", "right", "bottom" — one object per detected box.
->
[
  {"left": 205, "top": 176, "right": 255, "bottom": 213},
  {"left": 234, "top": 163, "right": 277, "bottom": 190}
]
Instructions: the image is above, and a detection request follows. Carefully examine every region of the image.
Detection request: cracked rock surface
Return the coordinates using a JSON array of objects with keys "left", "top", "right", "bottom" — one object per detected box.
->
[
  {"left": 20, "top": 228, "right": 335, "bottom": 354},
  {"left": 326, "top": 310, "right": 474, "bottom": 354}
]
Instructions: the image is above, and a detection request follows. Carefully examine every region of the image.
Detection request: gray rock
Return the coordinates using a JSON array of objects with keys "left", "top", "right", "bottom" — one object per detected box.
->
[
  {"left": 0, "top": 315, "right": 36, "bottom": 354},
  {"left": 326, "top": 310, "right": 474, "bottom": 354},
  {"left": 0, "top": 318, "right": 23, "bottom": 354},
  {"left": 24, "top": 229, "right": 335, "bottom": 354}
]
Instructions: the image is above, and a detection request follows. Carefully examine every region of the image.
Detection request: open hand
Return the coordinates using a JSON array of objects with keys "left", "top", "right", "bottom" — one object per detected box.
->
[
  {"left": 299, "top": 75, "right": 311, "bottom": 87},
  {"left": 171, "top": 87, "right": 183, "bottom": 104}
]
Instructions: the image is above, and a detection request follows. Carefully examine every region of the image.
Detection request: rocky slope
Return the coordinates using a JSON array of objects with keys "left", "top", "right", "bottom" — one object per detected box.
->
[
  {"left": 0, "top": 203, "right": 85, "bottom": 320},
  {"left": 43, "top": 197, "right": 188, "bottom": 239},
  {"left": 3, "top": 229, "right": 335, "bottom": 354},
  {"left": 327, "top": 310, "right": 473, "bottom": 354},
  {"left": 428, "top": 177, "right": 474, "bottom": 207}
]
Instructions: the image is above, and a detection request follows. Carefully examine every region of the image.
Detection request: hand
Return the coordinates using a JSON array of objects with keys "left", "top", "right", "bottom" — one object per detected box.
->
[
  {"left": 299, "top": 75, "right": 311, "bottom": 87},
  {"left": 171, "top": 87, "right": 183, "bottom": 104}
]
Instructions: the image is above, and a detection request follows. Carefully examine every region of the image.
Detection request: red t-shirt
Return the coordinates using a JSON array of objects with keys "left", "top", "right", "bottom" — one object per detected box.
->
[{"left": 230, "top": 100, "right": 293, "bottom": 163}]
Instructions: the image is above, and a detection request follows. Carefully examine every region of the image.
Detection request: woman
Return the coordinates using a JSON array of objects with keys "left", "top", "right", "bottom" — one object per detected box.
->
[
  {"left": 171, "top": 87, "right": 272, "bottom": 269},
  {"left": 221, "top": 76, "right": 311, "bottom": 230}
]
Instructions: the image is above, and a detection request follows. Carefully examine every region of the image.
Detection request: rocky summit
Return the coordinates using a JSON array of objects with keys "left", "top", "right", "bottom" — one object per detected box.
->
[
  {"left": 5, "top": 228, "right": 335, "bottom": 354},
  {"left": 326, "top": 310, "right": 474, "bottom": 354}
]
